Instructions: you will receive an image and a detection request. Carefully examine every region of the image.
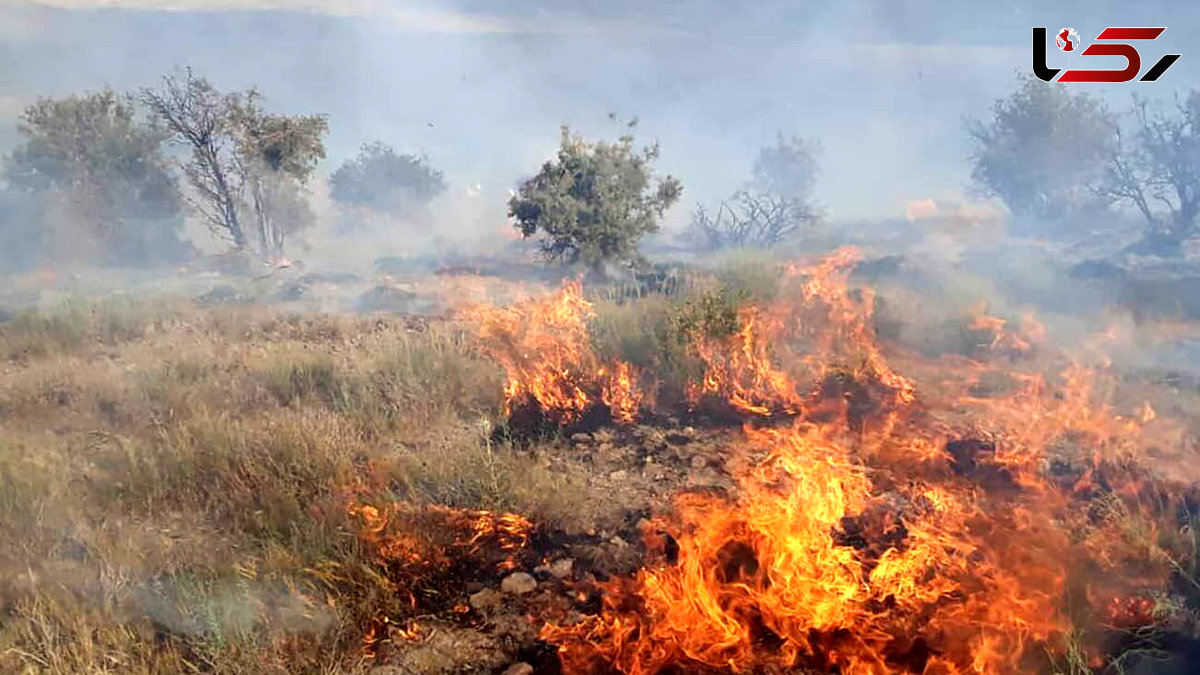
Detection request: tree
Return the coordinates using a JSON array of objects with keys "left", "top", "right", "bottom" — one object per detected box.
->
[
  {"left": 750, "top": 133, "right": 820, "bottom": 201},
  {"left": 142, "top": 69, "right": 327, "bottom": 259},
  {"left": 1095, "top": 92, "right": 1200, "bottom": 251},
  {"left": 141, "top": 70, "right": 247, "bottom": 248},
  {"left": 508, "top": 123, "right": 682, "bottom": 271},
  {"left": 330, "top": 141, "right": 446, "bottom": 216},
  {"left": 967, "top": 74, "right": 1115, "bottom": 227},
  {"left": 229, "top": 95, "right": 328, "bottom": 258},
  {"left": 3, "top": 89, "right": 188, "bottom": 266},
  {"left": 692, "top": 190, "right": 819, "bottom": 249},
  {"left": 691, "top": 134, "right": 821, "bottom": 250}
]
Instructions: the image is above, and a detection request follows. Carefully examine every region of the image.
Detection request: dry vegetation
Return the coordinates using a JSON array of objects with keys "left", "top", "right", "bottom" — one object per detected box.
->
[
  {"left": 3, "top": 261, "right": 1200, "bottom": 674},
  {"left": 0, "top": 294, "right": 626, "bottom": 673}
]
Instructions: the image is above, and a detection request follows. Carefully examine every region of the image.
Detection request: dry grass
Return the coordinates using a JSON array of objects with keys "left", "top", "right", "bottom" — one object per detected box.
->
[
  {"left": 4, "top": 280, "right": 1200, "bottom": 673},
  {"left": 0, "top": 296, "right": 616, "bottom": 673}
]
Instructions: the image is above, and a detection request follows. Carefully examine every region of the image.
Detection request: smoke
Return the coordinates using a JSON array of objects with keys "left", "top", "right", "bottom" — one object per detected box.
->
[
  {"left": 3, "top": 0, "right": 1190, "bottom": 232},
  {"left": 3, "top": 0, "right": 1200, "bottom": 323}
]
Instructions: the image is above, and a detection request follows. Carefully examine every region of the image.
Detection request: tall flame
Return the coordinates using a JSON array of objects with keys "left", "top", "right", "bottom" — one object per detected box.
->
[
  {"left": 465, "top": 279, "right": 644, "bottom": 425},
  {"left": 539, "top": 248, "right": 1178, "bottom": 674}
]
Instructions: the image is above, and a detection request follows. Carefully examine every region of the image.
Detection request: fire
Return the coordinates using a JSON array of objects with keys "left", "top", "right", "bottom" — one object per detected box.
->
[
  {"left": 967, "top": 309, "right": 1045, "bottom": 357},
  {"left": 464, "top": 279, "right": 644, "bottom": 426},
  {"left": 600, "top": 361, "right": 644, "bottom": 424},
  {"left": 688, "top": 247, "right": 913, "bottom": 419},
  {"left": 345, "top": 500, "right": 535, "bottom": 658},
  {"left": 533, "top": 249, "right": 1182, "bottom": 674}
]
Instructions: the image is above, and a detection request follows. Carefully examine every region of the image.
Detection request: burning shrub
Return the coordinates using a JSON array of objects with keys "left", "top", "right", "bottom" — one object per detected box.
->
[
  {"left": 684, "top": 247, "right": 913, "bottom": 420},
  {"left": 463, "top": 279, "right": 646, "bottom": 432},
  {"left": 529, "top": 249, "right": 1193, "bottom": 674}
]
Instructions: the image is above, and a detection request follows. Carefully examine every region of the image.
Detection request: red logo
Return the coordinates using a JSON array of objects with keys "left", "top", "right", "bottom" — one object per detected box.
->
[
  {"left": 1033, "top": 26, "right": 1180, "bottom": 83},
  {"left": 1056, "top": 28, "right": 1081, "bottom": 52}
]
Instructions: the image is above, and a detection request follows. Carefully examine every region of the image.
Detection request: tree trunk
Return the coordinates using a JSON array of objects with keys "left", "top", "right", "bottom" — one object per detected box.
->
[{"left": 204, "top": 143, "right": 246, "bottom": 249}]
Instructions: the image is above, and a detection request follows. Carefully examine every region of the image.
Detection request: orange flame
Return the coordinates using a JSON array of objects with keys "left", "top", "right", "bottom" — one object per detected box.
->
[
  {"left": 687, "top": 247, "right": 913, "bottom": 419},
  {"left": 465, "top": 279, "right": 644, "bottom": 425},
  {"left": 967, "top": 310, "right": 1045, "bottom": 357},
  {"left": 537, "top": 248, "right": 1179, "bottom": 674}
]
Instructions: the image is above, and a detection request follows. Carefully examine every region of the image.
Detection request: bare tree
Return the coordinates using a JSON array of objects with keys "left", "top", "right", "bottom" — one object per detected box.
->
[
  {"left": 143, "top": 69, "right": 327, "bottom": 260},
  {"left": 1095, "top": 92, "right": 1200, "bottom": 251},
  {"left": 141, "top": 69, "right": 247, "bottom": 248},
  {"left": 692, "top": 190, "right": 818, "bottom": 249},
  {"left": 691, "top": 134, "right": 822, "bottom": 250}
]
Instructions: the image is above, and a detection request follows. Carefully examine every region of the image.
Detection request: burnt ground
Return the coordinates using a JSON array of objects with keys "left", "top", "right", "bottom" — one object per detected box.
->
[{"left": 367, "top": 421, "right": 738, "bottom": 675}]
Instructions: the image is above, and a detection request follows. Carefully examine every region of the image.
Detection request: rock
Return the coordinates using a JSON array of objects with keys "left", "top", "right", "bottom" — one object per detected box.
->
[
  {"left": 690, "top": 455, "right": 708, "bottom": 469},
  {"left": 271, "top": 280, "right": 309, "bottom": 302},
  {"left": 504, "top": 664, "right": 534, "bottom": 675},
  {"left": 196, "top": 284, "right": 245, "bottom": 306},
  {"left": 391, "top": 623, "right": 506, "bottom": 673},
  {"left": 469, "top": 587, "right": 502, "bottom": 610},
  {"left": 548, "top": 558, "right": 574, "bottom": 579},
  {"left": 644, "top": 428, "right": 668, "bottom": 450},
  {"left": 299, "top": 271, "right": 360, "bottom": 284},
  {"left": 687, "top": 468, "right": 722, "bottom": 488},
  {"left": 500, "top": 572, "right": 537, "bottom": 595},
  {"left": 356, "top": 285, "right": 420, "bottom": 313},
  {"left": 610, "top": 536, "right": 629, "bottom": 548},
  {"left": 608, "top": 470, "right": 628, "bottom": 481},
  {"left": 570, "top": 432, "right": 592, "bottom": 445}
]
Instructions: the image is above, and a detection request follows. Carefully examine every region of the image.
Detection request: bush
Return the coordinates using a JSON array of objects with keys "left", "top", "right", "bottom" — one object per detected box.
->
[{"left": 509, "top": 122, "right": 682, "bottom": 272}]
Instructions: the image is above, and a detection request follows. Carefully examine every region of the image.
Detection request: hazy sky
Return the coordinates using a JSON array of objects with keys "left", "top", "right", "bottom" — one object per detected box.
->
[{"left": 1, "top": 0, "right": 1197, "bottom": 225}]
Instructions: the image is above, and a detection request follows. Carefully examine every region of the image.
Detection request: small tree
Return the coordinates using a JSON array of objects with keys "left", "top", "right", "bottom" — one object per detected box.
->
[
  {"left": 330, "top": 141, "right": 446, "bottom": 216},
  {"left": 229, "top": 95, "right": 328, "bottom": 259},
  {"left": 1095, "top": 92, "right": 1200, "bottom": 251},
  {"left": 693, "top": 190, "right": 819, "bottom": 249},
  {"left": 4, "top": 89, "right": 187, "bottom": 265},
  {"left": 143, "top": 69, "right": 327, "bottom": 259},
  {"left": 141, "top": 70, "right": 247, "bottom": 248},
  {"left": 750, "top": 133, "right": 821, "bottom": 201},
  {"left": 967, "top": 74, "right": 1115, "bottom": 227},
  {"left": 691, "top": 134, "right": 821, "bottom": 249},
  {"left": 508, "top": 123, "right": 682, "bottom": 272}
]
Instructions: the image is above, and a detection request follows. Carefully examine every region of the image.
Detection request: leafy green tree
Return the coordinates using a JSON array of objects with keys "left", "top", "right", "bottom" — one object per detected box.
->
[
  {"left": 330, "top": 141, "right": 446, "bottom": 217},
  {"left": 229, "top": 95, "right": 328, "bottom": 258},
  {"left": 3, "top": 89, "right": 188, "bottom": 265},
  {"left": 967, "top": 74, "right": 1115, "bottom": 228},
  {"left": 509, "top": 124, "right": 682, "bottom": 272}
]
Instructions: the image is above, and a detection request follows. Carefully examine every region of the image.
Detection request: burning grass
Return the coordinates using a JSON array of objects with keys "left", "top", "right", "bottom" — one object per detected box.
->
[{"left": 2, "top": 255, "right": 1200, "bottom": 673}]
